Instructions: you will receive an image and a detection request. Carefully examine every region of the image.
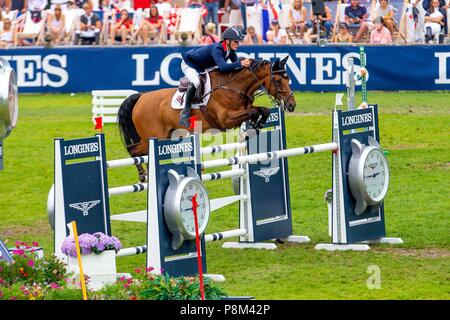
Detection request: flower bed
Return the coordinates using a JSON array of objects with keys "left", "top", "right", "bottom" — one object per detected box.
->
[{"left": 0, "top": 241, "right": 227, "bottom": 300}]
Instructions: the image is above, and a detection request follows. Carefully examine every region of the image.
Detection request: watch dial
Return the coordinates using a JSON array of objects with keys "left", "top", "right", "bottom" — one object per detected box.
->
[
  {"left": 180, "top": 182, "right": 208, "bottom": 235},
  {"left": 363, "top": 149, "right": 388, "bottom": 200}
]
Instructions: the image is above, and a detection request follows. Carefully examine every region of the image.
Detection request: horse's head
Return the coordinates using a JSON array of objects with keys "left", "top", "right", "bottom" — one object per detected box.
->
[{"left": 267, "top": 56, "right": 296, "bottom": 112}]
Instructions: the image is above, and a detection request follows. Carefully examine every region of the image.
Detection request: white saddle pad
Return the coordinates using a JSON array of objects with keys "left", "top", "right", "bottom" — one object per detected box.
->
[{"left": 171, "top": 72, "right": 212, "bottom": 110}]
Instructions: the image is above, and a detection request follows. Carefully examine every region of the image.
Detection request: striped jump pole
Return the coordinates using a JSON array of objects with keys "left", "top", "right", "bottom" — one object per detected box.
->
[
  {"left": 202, "top": 142, "right": 338, "bottom": 170},
  {"left": 107, "top": 141, "right": 247, "bottom": 169},
  {"left": 108, "top": 168, "right": 246, "bottom": 197},
  {"left": 205, "top": 228, "right": 247, "bottom": 242}
]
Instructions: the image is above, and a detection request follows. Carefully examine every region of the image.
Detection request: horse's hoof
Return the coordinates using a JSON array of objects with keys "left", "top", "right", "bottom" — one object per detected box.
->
[{"left": 139, "top": 174, "right": 147, "bottom": 183}]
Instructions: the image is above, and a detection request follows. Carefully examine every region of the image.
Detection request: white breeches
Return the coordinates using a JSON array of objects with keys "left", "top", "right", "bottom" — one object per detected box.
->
[
  {"left": 181, "top": 60, "right": 200, "bottom": 88},
  {"left": 424, "top": 22, "right": 441, "bottom": 36}
]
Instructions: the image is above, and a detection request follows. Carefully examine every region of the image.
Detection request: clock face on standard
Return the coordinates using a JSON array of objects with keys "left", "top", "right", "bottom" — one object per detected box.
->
[
  {"left": 363, "top": 149, "right": 388, "bottom": 200},
  {"left": 179, "top": 181, "right": 209, "bottom": 235}
]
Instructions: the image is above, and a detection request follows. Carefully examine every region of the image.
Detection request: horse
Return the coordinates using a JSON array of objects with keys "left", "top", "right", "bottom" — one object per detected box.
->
[{"left": 117, "top": 56, "right": 296, "bottom": 182}]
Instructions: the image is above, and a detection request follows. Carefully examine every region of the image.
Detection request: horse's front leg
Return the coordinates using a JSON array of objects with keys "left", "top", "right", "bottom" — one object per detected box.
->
[{"left": 253, "top": 106, "right": 271, "bottom": 129}]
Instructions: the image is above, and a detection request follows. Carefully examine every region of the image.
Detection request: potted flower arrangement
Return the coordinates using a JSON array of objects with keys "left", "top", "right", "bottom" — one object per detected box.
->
[{"left": 61, "top": 232, "right": 121, "bottom": 291}]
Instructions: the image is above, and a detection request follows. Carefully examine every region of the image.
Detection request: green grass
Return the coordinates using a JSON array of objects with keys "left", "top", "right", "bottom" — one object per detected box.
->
[{"left": 0, "top": 91, "right": 449, "bottom": 299}]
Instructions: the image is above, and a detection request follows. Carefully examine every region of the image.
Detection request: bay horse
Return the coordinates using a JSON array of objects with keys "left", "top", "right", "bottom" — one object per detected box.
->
[{"left": 117, "top": 56, "right": 296, "bottom": 182}]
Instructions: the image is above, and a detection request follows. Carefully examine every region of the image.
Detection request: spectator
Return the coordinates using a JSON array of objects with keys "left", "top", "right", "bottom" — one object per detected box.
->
[
  {"left": 266, "top": 19, "right": 287, "bottom": 44},
  {"left": 155, "top": 0, "right": 171, "bottom": 19},
  {"left": 370, "top": 16, "right": 392, "bottom": 44},
  {"left": 50, "top": 0, "right": 71, "bottom": 10},
  {"left": 133, "top": 0, "right": 151, "bottom": 10},
  {"left": 239, "top": 0, "right": 258, "bottom": 33},
  {"left": 224, "top": 0, "right": 258, "bottom": 33},
  {"left": 200, "top": 22, "right": 219, "bottom": 44},
  {"left": 304, "top": 1, "right": 333, "bottom": 43},
  {"left": 0, "top": 18, "right": 14, "bottom": 48},
  {"left": 67, "top": 0, "right": 81, "bottom": 9},
  {"left": 0, "top": 0, "right": 11, "bottom": 14},
  {"left": 375, "top": 0, "right": 394, "bottom": 37},
  {"left": 344, "top": 0, "right": 368, "bottom": 42},
  {"left": 424, "top": 0, "right": 445, "bottom": 43},
  {"left": 11, "top": 0, "right": 27, "bottom": 15},
  {"left": 28, "top": 0, "right": 47, "bottom": 11},
  {"left": 243, "top": 25, "right": 263, "bottom": 44},
  {"left": 74, "top": 0, "right": 94, "bottom": 9},
  {"left": 109, "top": 8, "right": 132, "bottom": 44},
  {"left": 224, "top": 0, "right": 243, "bottom": 30},
  {"left": 422, "top": 0, "right": 448, "bottom": 12},
  {"left": 135, "top": 5, "right": 162, "bottom": 44},
  {"left": 73, "top": 2, "right": 101, "bottom": 45},
  {"left": 203, "top": 0, "right": 219, "bottom": 28},
  {"left": 332, "top": 22, "right": 352, "bottom": 43},
  {"left": 288, "top": 0, "right": 307, "bottom": 39},
  {"left": 187, "top": 0, "right": 203, "bottom": 9},
  {"left": 47, "top": 4, "right": 65, "bottom": 45}
]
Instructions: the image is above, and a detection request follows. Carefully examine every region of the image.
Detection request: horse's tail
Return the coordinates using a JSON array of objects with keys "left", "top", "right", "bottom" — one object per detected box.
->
[{"left": 117, "top": 93, "right": 142, "bottom": 151}]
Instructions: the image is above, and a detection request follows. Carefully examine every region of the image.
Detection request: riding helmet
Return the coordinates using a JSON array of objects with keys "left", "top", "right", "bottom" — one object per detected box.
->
[{"left": 222, "top": 27, "right": 245, "bottom": 41}]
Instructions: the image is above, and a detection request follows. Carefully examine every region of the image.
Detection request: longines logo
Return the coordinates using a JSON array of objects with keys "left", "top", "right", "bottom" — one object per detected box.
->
[
  {"left": 69, "top": 200, "right": 101, "bottom": 216},
  {"left": 253, "top": 167, "right": 280, "bottom": 182}
]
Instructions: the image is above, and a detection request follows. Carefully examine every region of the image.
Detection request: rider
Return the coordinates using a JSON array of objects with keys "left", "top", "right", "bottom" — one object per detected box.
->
[{"left": 179, "top": 26, "right": 252, "bottom": 128}]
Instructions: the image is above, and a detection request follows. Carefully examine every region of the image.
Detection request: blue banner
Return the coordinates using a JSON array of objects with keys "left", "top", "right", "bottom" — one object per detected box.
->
[{"left": 1, "top": 45, "right": 449, "bottom": 93}]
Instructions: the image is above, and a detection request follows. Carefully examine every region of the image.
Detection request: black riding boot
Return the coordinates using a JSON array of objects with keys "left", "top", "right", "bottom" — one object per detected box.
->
[
  {"left": 179, "top": 83, "right": 196, "bottom": 128},
  {"left": 425, "top": 27, "right": 433, "bottom": 43}
]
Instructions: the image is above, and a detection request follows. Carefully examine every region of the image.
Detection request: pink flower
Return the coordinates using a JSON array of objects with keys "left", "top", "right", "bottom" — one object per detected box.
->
[
  {"left": 27, "top": 259, "right": 35, "bottom": 267},
  {"left": 32, "top": 242, "right": 39, "bottom": 247},
  {"left": 50, "top": 283, "right": 60, "bottom": 289},
  {"left": 134, "top": 268, "right": 141, "bottom": 274},
  {"left": 12, "top": 249, "right": 25, "bottom": 256},
  {"left": 119, "top": 276, "right": 126, "bottom": 282},
  {"left": 145, "top": 267, "right": 154, "bottom": 272}
]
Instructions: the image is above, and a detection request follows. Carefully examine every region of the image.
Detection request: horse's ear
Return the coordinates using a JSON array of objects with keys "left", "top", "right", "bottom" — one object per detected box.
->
[
  {"left": 280, "top": 56, "right": 289, "bottom": 68},
  {"left": 271, "top": 59, "right": 280, "bottom": 72}
]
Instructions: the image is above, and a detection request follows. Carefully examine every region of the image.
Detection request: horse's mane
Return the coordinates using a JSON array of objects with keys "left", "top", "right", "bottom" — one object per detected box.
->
[
  {"left": 249, "top": 59, "right": 271, "bottom": 72},
  {"left": 209, "top": 59, "right": 271, "bottom": 76}
]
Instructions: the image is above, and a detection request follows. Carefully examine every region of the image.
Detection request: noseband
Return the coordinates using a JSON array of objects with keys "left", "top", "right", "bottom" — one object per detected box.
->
[{"left": 249, "top": 62, "right": 294, "bottom": 110}]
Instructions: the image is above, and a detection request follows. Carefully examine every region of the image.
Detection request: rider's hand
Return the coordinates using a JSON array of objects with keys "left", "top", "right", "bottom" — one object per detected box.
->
[{"left": 241, "top": 58, "right": 251, "bottom": 68}]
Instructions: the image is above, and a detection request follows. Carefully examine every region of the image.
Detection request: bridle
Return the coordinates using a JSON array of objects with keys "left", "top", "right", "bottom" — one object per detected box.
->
[
  {"left": 203, "top": 60, "right": 294, "bottom": 110},
  {"left": 250, "top": 64, "right": 294, "bottom": 110}
]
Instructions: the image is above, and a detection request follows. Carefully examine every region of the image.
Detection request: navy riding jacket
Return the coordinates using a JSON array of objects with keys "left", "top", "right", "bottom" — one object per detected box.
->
[{"left": 181, "top": 42, "right": 242, "bottom": 73}]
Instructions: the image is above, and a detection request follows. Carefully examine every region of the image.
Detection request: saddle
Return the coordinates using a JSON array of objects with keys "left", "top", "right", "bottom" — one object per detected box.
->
[
  {"left": 171, "top": 72, "right": 211, "bottom": 110},
  {"left": 177, "top": 73, "right": 206, "bottom": 103}
]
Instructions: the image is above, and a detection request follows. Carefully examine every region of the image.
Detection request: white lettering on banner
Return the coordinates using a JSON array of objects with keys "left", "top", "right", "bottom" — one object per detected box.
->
[
  {"left": 160, "top": 53, "right": 182, "bottom": 86},
  {"left": 341, "top": 52, "right": 361, "bottom": 85},
  {"left": 42, "top": 55, "right": 68, "bottom": 87},
  {"left": 132, "top": 54, "right": 160, "bottom": 86},
  {"left": 158, "top": 142, "right": 193, "bottom": 156},
  {"left": 12, "top": 55, "right": 41, "bottom": 87},
  {"left": 64, "top": 142, "right": 99, "bottom": 156},
  {"left": 0, "top": 54, "right": 68, "bottom": 88},
  {"left": 341, "top": 113, "right": 373, "bottom": 127},
  {"left": 282, "top": 53, "right": 309, "bottom": 85},
  {"left": 266, "top": 112, "right": 279, "bottom": 124},
  {"left": 311, "top": 53, "right": 341, "bottom": 85},
  {"left": 434, "top": 52, "right": 450, "bottom": 84}
]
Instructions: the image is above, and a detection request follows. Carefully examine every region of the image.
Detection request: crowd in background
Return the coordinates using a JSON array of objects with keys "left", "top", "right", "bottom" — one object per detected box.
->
[{"left": 0, "top": 0, "right": 448, "bottom": 48}]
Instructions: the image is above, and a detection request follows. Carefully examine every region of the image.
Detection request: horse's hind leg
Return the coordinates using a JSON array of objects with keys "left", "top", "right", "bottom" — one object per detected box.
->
[{"left": 127, "top": 141, "right": 149, "bottom": 183}]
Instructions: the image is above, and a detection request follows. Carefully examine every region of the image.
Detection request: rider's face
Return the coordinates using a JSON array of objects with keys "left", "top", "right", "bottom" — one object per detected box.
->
[{"left": 228, "top": 40, "right": 240, "bottom": 51}]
